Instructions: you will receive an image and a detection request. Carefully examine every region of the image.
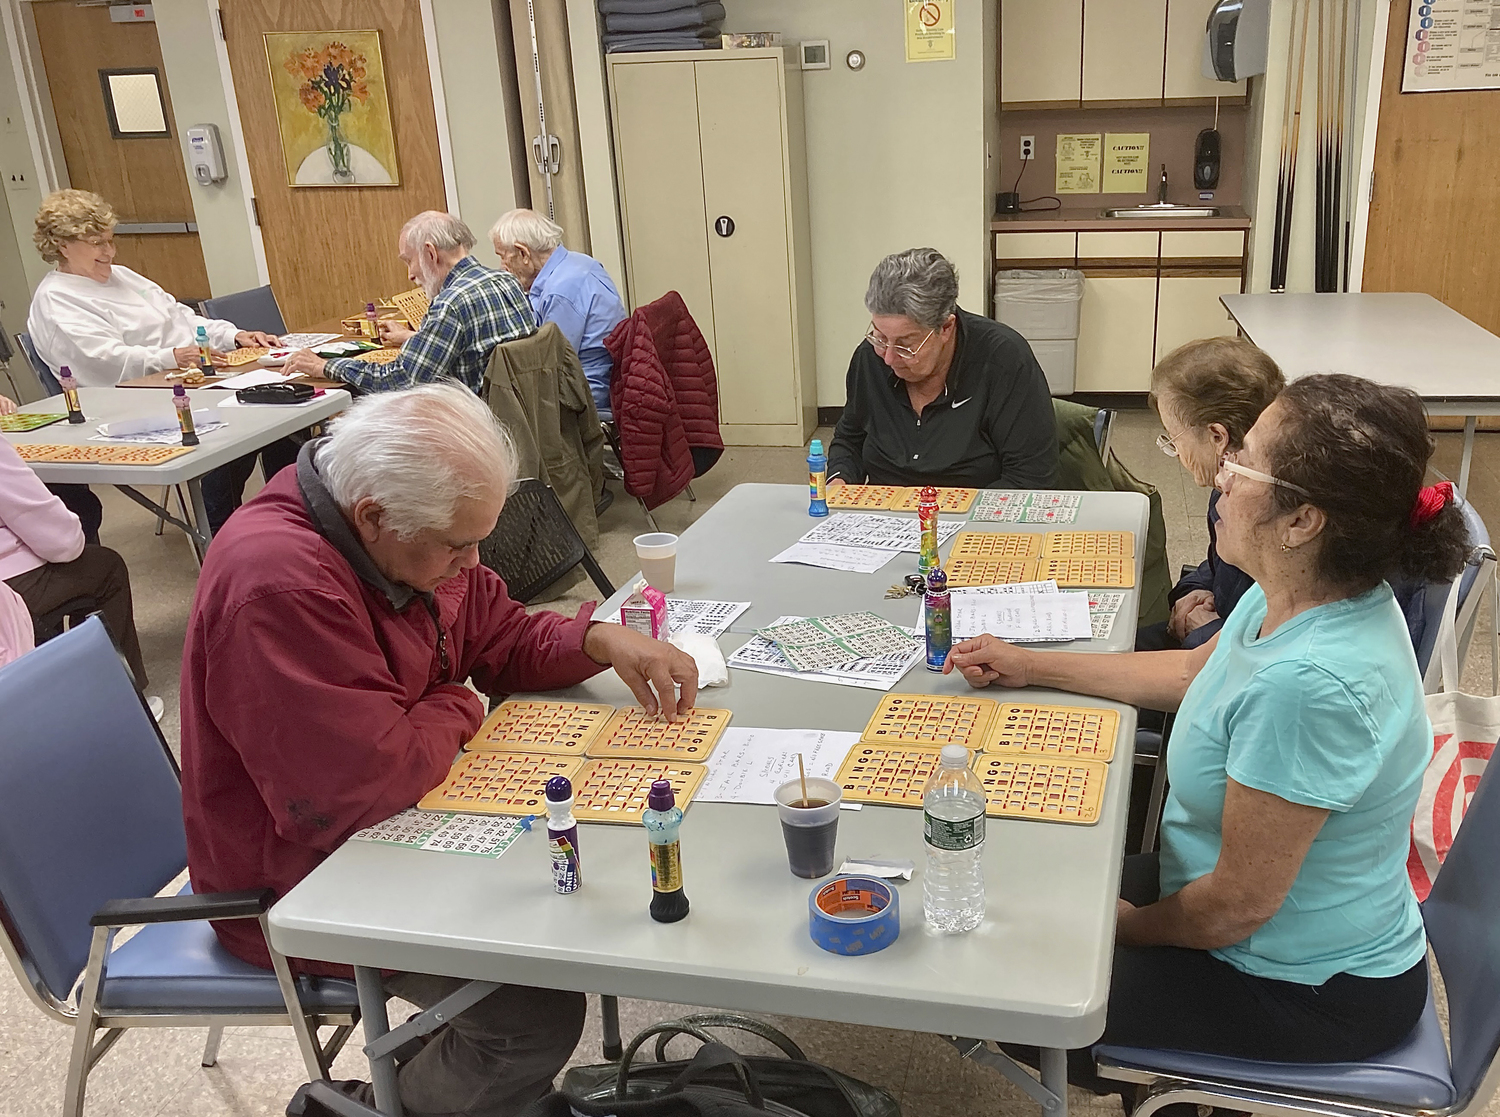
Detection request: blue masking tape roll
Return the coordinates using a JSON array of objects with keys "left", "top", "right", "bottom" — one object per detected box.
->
[{"left": 808, "top": 875, "right": 900, "bottom": 955}]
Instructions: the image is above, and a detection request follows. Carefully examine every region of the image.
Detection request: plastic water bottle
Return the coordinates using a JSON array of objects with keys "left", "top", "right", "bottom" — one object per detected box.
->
[
  {"left": 922, "top": 744, "right": 986, "bottom": 933},
  {"left": 807, "top": 438, "right": 829, "bottom": 517},
  {"left": 545, "top": 775, "right": 582, "bottom": 893}
]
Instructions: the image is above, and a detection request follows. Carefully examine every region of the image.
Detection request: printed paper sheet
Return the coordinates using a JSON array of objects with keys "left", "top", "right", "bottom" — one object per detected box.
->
[
  {"left": 799, "top": 513, "right": 962, "bottom": 552},
  {"left": 350, "top": 808, "right": 529, "bottom": 858},
  {"left": 728, "top": 616, "right": 925, "bottom": 691},
  {"left": 597, "top": 598, "right": 749, "bottom": 638}
]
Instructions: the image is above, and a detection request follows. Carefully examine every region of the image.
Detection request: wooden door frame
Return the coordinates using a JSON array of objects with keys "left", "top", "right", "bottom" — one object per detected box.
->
[
  {"left": 1345, "top": 0, "right": 1393, "bottom": 293},
  {"left": 204, "top": 0, "right": 460, "bottom": 287}
]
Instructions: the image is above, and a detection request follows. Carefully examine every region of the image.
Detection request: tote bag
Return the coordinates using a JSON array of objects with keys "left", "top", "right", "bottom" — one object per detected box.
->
[{"left": 1408, "top": 579, "right": 1500, "bottom": 900}]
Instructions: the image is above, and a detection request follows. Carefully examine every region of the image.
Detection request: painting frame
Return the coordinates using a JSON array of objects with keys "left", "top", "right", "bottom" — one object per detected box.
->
[{"left": 263, "top": 29, "right": 400, "bottom": 188}]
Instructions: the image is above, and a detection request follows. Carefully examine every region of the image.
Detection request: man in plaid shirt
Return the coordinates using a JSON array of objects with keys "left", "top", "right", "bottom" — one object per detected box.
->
[{"left": 283, "top": 212, "right": 536, "bottom": 394}]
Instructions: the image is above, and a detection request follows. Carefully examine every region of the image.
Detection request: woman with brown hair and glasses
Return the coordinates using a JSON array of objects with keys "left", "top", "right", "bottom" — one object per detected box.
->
[
  {"left": 1140, "top": 336, "right": 1284, "bottom": 650},
  {"left": 945, "top": 373, "right": 1468, "bottom": 1090}
]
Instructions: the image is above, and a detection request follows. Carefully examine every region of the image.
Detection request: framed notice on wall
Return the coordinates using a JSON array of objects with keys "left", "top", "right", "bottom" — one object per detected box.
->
[
  {"left": 905, "top": 1, "right": 955, "bottom": 62},
  {"left": 1401, "top": 0, "right": 1500, "bottom": 92}
]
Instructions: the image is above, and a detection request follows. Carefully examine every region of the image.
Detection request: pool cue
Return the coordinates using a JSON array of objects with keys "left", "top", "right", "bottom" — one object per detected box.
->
[
  {"left": 1334, "top": 0, "right": 1351, "bottom": 291},
  {"left": 1277, "top": 0, "right": 1312, "bottom": 291},
  {"left": 1271, "top": 0, "right": 1302, "bottom": 292},
  {"left": 1314, "top": 0, "right": 1326, "bottom": 291}
]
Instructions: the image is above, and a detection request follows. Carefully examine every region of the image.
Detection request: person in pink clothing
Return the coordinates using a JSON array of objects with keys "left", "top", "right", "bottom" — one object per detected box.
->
[
  {"left": 0, "top": 581, "right": 34, "bottom": 668},
  {"left": 0, "top": 434, "right": 147, "bottom": 685}
]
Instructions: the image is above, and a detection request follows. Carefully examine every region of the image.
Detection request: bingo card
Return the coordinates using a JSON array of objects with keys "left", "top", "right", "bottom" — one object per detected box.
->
[
  {"left": 947, "top": 532, "right": 1043, "bottom": 559},
  {"left": 418, "top": 752, "right": 582, "bottom": 815},
  {"left": 834, "top": 745, "right": 945, "bottom": 807},
  {"left": 1042, "top": 531, "right": 1135, "bottom": 557},
  {"left": 986, "top": 703, "right": 1120, "bottom": 761},
  {"left": 572, "top": 758, "right": 708, "bottom": 823},
  {"left": 859, "top": 693, "right": 1000, "bottom": 751},
  {"left": 1037, "top": 556, "right": 1135, "bottom": 588},
  {"left": 589, "top": 707, "right": 732, "bottom": 761},
  {"left": 14, "top": 443, "right": 195, "bottom": 465},
  {"left": 945, "top": 557, "right": 1039, "bottom": 587},
  {"left": 465, "top": 700, "right": 615, "bottom": 755},
  {"left": 972, "top": 754, "right": 1108, "bottom": 824}
]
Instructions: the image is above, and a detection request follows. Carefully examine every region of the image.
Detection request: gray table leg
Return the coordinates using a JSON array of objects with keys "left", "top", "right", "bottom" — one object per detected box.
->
[
  {"left": 187, "top": 477, "right": 213, "bottom": 563},
  {"left": 1459, "top": 415, "right": 1478, "bottom": 499},
  {"left": 1040, "top": 1048, "right": 1069, "bottom": 1117},
  {"left": 355, "top": 966, "right": 403, "bottom": 1117}
]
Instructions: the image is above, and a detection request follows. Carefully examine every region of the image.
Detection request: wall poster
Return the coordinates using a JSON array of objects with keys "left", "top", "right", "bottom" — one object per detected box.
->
[
  {"left": 905, "top": 1, "right": 955, "bottom": 62},
  {"left": 1401, "top": 0, "right": 1500, "bottom": 92}
]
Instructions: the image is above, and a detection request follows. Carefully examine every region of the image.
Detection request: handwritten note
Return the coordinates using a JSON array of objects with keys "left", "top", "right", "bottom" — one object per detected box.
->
[{"left": 698, "top": 728, "right": 862, "bottom": 804}]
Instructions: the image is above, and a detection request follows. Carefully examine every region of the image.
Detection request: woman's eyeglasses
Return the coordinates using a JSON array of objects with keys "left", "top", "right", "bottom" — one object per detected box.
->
[
  {"left": 1216, "top": 451, "right": 1311, "bottom": 498},
  {"left": 1155, "top": 432, "right": 1180, "bottom": 458},
  {"left": 864, "top": 327, "right": 934, "bottom": 361}
]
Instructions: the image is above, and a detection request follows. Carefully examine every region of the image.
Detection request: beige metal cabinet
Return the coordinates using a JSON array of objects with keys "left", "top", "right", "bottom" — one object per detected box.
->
[
  {"left": 1155, "top": 275, "right": 1242, "bottom": 362},
  {"left": 1164, "top": 0, "right": 1248, "bottom": 99},
  {"left": 1082, "top": 0, "right": 1167, "bottom": 103},
  {"left": 1076, "top": 273, "right": 1158, "bottom": 392},
  {"left": 608, "top": 48, "right": 816, "bottom": 446},
  {"left": 1000, "top": 0, "right": 1083, "bottom": 105}
]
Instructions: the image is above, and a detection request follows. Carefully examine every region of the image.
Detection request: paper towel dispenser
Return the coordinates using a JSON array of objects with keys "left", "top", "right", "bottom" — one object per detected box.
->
[{"left": 1203, "top": 0, "right": 1270, "bottom": 82}]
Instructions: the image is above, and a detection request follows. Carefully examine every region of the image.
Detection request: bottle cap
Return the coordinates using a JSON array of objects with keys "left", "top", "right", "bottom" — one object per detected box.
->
[
  {"left": 809, "top": 438, "right": 824, "bottom": 455},
  {"left": 919, "top": 485, "right": 937, "bottom": 501},
  {"left": 926, "top": 566, "right": 947, "bottom": 592},
  {"left": 173, "top": 383, "right": 186, "bottom": 398},
  {"left": 646, "top": 779, "right": 676, "bottom": 811},
  {"left": 940, "top": 744, "right": 969, "bottom": 768},
  {"left": 545, "top": 775, "right": 573, "bottom": 802},
  {"left": 59, "top": 365, "right": 73, "bottom": 382}
]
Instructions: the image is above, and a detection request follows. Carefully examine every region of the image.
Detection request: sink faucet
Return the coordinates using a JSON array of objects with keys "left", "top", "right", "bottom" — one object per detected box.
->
[{"left": 1158, "top": 163, "right": 1169, "bottom": 204}]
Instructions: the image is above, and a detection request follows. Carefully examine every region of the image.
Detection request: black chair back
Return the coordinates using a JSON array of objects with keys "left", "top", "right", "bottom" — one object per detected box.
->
[
  {"left": 200, "top": 285, "right": 287, "bottom": 336},
  {"left": 15, "top": 332, "right": 61, "bottom": 396},
  {"left": 479, "top": 479, "right": 615, "bottom": 604}
]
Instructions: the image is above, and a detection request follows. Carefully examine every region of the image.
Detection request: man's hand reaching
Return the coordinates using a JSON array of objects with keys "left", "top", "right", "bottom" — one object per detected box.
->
[{"left": 583, "top": 623, "right": 700, "bottom": 720}]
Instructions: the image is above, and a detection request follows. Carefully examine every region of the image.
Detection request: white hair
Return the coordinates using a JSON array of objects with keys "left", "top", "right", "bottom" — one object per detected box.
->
[
  {"left": 320, "top": 382, "right": 518, "bottom": 539},
  {"left": 489, "top": 208, "right": 564, "bottom": 254},
  {"left": 399, "top": 211, "right": 476, "bottom": 256}
]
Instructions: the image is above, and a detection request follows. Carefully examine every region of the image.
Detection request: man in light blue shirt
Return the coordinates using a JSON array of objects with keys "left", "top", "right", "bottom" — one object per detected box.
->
[{"left": 490, "top": 209, "right": 627, "bottom": 417}]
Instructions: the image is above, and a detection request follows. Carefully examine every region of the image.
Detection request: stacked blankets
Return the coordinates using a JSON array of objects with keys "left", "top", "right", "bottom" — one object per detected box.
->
[{"left": 598, "top": 0, "right": 725, "bottom": 52}]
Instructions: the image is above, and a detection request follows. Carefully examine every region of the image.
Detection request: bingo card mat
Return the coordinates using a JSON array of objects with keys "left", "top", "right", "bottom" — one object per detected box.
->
[
  {"left": 889, "top": 487, "right": 978, "bottom": 513},
  {"left": 833, "top": 745, "right": 944, "bottom": 807},
  {"left": 418, "top": 752, "right": 582, "bottom": 814},
  {"left": 464, "top": 700, "right": 615, "bottom": 756},
  {"left": 945, "top": 557, "right": 1039, "bottom": 587},
  {"left": 1042, "top": 531, "right": 1135, "bottom": 557},
  {"left": 13, "top": 443, "right": 195, "bottom": 465},
  {"left": 589, "top": 707, "right": 732, "bottom": 761},
  {"left": 223, "top": 346, "right": 269, "bottom": 366},
  {"left": 572, "top": 758, "right": 708, "bottom": 824},
  {"left": 825, "top": 484, "right": 903, "bottom": 509},
  {"left": 988, "top": 703, "right": 1120, "bottom": 761},
  {"left": 947, "top": 532, "right": 1043, "bottom": 559},
  {"left": 859, "top": 694, "right": 1001, "bottom": 751},
  {"left": 972, "top": 754, "right": 1108, "bottom": 824},
  {"left": 1037, "top": 556, "right": 1135, "bottom": 587}
]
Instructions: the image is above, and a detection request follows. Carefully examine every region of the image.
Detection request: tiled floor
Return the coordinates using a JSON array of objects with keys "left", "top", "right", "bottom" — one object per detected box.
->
[{"left": 3, "top": 412, "right": 1497, "bottom": 1116}]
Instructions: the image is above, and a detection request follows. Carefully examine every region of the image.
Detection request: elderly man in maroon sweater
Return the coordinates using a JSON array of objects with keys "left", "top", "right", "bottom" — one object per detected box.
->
[{"left": 180, "top": 382, "right": 698, "bottom": 1117}]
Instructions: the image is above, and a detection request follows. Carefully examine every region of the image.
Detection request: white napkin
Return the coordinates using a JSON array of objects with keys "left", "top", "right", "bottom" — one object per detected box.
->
[
  {"left": 96, "top": 410, "right": 214, "bottom": 438},
  {"left": 669, "top": 632, "right": 728, "bottom": 688}
]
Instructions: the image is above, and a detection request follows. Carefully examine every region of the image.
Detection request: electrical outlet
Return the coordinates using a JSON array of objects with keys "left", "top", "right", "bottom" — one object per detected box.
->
[
  {"left": 5, "top": 170, "right": 27, "bottom": 192},
  {"left": 1020, "top": 135, "right": 1035, "bottom": 161}
]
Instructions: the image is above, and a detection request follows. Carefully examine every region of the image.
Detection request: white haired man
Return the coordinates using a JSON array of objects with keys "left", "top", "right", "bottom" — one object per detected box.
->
[
  {"left": 179, "top": 383, "right": 697, "bottom": 1116},
  {"left": 490, "top": 209, "right": 626, "bottom": 416},
  {"left": 284, "top": 212, "right": 536, "bottom": 395}
]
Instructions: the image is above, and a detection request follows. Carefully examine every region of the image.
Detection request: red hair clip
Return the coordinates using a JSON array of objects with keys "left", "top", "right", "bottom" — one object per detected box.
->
[{"left": 1410, "top": 481, "right": 1454, "bottom": 528}]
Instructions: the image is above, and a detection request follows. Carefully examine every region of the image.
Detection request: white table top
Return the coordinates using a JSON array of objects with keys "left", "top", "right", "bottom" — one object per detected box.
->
[
  {"left": 596, "top": 483, "right": 1149, "bottom": 652},
  {"left": 269, "top": 634, "right": 1136, "bottom": 1049},
  {"left": 1221, "top": 293, "right": 1500, "bottom": 409},
  {"left": 3, "top": 386, "right": 350, "bottom": 486}
]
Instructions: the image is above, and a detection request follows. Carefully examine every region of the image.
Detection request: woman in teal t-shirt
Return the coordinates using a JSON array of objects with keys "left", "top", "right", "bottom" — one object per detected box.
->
[{"left": 946, "top": 374, "right": 1470, "bottom": 1085}]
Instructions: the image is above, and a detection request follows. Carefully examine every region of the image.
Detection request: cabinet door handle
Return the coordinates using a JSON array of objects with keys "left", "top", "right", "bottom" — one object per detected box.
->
[{"left": 713, "top": 215, "right": 736, "bottom": 237}]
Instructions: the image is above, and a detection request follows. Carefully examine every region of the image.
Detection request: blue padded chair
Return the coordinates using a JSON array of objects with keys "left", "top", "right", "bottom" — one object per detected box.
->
[
  {"left": 1094, "top": 752, "right": 1500, "bottom": 1117},
  {"left": 200, "top": 285, "right": 287, "bottom": 337},
  {"left": 0, "top": 617, "right": 359, "bottom": 1117},
  {"left": 16, "top": 330, "right": 62, "bottom": 396},
  {"left": 1411, "top": 496, "right": 1497, "bottom": 690}
]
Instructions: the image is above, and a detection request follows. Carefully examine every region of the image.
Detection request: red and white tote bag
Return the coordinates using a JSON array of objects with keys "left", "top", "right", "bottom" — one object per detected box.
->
[{"left": 1409, "top": 580, "right": 1500, "bottom": 901}]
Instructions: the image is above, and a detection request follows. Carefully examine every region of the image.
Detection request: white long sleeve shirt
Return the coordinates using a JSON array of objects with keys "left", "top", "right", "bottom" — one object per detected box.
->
[{"left": 26, "top": 265, "right": 240, "bottom": 387}]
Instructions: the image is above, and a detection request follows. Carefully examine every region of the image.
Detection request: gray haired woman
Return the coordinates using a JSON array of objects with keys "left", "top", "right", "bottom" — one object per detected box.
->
[{"left": 828, "top": 247, "right": 1057, "bottom": 489}]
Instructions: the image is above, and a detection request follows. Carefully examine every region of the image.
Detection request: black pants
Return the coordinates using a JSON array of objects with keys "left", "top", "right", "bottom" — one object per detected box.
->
[
  {"left": 201, "top": 437, "right": 301, "bottom": 535},
  {"left": 48, "top": 484, "right": 102, "bottom": 545},
  {"left": 1005, "top": 853, "right": 1430, "bottom": 1095},
  {"left": 6, "top": 545, "right": 146, "bottom": 686}
]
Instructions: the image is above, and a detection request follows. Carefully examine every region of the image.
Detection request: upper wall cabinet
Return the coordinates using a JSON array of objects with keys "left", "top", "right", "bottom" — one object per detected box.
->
[
  {"left": 1082, "top": 0, "right": 1166, "bottom": 104},
  {"left": 999, "top": 0, "right": 1082, "bottom": 105},
  {"left": 1001, "top": 0, "right": 1247, "bottom": 108}
]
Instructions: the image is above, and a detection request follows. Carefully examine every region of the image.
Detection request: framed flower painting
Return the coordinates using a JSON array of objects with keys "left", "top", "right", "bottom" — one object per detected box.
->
[{"left": 263, "top": 30, "right": 399, "bottom": 187}]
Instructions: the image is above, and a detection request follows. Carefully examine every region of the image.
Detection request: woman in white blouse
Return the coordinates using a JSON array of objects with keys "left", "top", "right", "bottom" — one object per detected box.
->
[{"left": 25, "top": 189, "right": 278, "bottom": 386}]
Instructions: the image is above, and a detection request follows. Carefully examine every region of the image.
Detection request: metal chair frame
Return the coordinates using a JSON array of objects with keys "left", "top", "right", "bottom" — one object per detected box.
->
[
  {"left": 0, "top": 619, "right": 357, "bottom": 1115},
  {"left": 600, "top": 418, "right": 696, "bottom": 532}
]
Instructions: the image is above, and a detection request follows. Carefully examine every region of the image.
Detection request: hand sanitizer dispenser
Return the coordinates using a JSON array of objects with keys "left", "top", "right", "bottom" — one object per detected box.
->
[{"left": 186, "top": 124, "right": 227, "bottom": 185}]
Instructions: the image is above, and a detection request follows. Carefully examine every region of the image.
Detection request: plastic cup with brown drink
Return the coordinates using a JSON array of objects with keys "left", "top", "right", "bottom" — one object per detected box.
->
[
  {"left": 774, "top": 777, "right": 842, "bottom": 878},
  {"left": 633, "top": 532, "right": 679, "bottom": 593}
]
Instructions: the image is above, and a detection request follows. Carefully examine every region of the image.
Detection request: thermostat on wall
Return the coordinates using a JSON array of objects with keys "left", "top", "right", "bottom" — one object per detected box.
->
[{"left": 800, "top": 40, "right": 831, "bottom": 70}]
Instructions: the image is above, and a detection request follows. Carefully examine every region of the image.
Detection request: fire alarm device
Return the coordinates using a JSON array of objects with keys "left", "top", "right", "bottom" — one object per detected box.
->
[
  {"left": 800, "top": 40, "right": 831, "bottom": 70},
  {"left": 186, "top": 124, "right": 227, "bottom": 186}
]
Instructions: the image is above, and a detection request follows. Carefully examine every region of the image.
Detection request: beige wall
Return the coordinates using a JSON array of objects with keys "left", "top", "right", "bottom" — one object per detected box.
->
[{"left": 717, "top": 0, "right": 991, "bottom": 404}]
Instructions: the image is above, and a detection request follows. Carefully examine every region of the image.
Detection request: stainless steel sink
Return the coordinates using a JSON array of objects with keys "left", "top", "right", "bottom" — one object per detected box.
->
[{"left": 1102, "top": 205, "right": 1222, "bottom": 218}]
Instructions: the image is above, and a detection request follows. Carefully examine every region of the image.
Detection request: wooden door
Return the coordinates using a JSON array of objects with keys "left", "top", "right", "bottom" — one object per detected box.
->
[
  {"left": 1363, "top": 0, "right": 1500, "bottom": 333},
  {"left": 608, "top": 59, "right": 714, "bottom": 350},
  {"left": 220, "top": 0, "right": 447, "bottom": 327},
  {"left": 31, "top": 2, "right": 210, "bottom": 302},
  {"left": 695, "top": 56, "right": 795, "bottom": 429}
]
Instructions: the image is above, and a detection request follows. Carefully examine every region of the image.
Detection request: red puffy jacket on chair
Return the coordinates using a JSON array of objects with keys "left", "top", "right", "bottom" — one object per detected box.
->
[{"left": 605, "top": 291, "right": 725, "bottom": 510}]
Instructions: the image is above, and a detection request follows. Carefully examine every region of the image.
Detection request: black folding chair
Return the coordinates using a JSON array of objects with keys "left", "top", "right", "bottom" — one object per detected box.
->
[
  {"left": 200, "top": 285, "right": 288, "bottom": 336},
  {"left": 479, "top": 479, "right": 614, "bottom": 604}
]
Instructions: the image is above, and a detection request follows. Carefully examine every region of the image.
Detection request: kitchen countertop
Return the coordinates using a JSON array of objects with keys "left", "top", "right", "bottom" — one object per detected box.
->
[{"left": 991, "top": 205, "right": 1250, "bottom": 232}]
